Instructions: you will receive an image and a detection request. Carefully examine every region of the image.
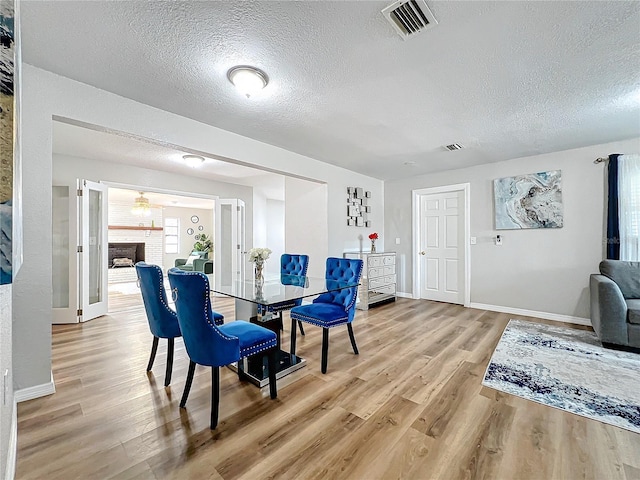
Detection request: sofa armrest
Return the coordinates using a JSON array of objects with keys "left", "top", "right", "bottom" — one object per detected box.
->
[
  {"left": 193, "top": 259, "right": 214, "bottom": 274},
  {"left": 590, "top": 274, "right": 629, "bottom": 346},
  {"left": 175, "top": 258, "right": 187, "bottom": 267},
  {"left": 202, "top": 260, "right": 213, "bottom": 275}
]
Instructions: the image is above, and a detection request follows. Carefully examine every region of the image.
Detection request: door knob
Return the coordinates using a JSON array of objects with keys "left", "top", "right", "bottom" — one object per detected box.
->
[{"left": 419, "top": 251, "right": 426, "bottom": 255}]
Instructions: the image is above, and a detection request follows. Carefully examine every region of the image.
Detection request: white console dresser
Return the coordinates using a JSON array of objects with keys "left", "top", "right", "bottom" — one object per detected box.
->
[{"left": 343, "top": 251, "right": 396, "bottom": 310}]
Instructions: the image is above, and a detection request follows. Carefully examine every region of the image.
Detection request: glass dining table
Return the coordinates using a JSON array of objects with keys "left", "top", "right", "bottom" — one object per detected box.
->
[{"left": 207, "top": 273, "right": 360, "bottom": 387}]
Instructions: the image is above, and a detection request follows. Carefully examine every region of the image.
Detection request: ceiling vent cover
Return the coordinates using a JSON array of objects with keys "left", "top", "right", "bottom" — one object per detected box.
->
[
  {"left": 382, "top": 0, "right": 438, "bottom": 39},
  {"left": 444, "top": 143, "right": 464, "bottom": 151}
]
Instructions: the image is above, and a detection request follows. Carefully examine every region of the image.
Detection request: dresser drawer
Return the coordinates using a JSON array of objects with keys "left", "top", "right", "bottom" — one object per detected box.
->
[
  {"left": 382, "top": 255, "right": 395, "bottom": 266},
  {"left": 370, "top": 284, "right": 395, "bottom": 295},
  {"left": 368, "top": 278, "right": 386, "bottom": 289},
  {"left": 383, "top": 265, "right": 395, "bottom": 276},
  {"left": 368, "top": 256, "right": 382, "bottom": 268},
  {"left": 368, "top": 267, "right": 383, "bottom": 278},
  {"left": 370, "top": 275, "right": 395, "bottom": 289}
]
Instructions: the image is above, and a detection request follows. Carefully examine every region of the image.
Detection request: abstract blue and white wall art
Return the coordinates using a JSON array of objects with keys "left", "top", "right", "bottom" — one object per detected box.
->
[
  {"left": 0, "top": 0, "right": 15, "bottom": 284},
  {"left": 494, "top": 170, "right": 563, "bottom": 230}
]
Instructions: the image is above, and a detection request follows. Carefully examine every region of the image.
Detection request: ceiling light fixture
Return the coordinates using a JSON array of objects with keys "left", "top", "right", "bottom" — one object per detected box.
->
[
  {"left": 182, "top": 154, "right": 205, "bottom": 168},
  {"left": 131, "top": 192, "right": 151, "bottom": 217},
  {"left": 227, "top": 65, "right": 269, "bottom": 98}
]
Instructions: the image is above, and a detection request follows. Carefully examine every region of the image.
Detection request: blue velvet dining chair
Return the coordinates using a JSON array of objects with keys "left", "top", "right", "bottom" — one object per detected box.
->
[
  {"left": 290, "top": 257, "right": 363, "bottom": 374},
  {"left": 136, "top": 262, "right": 224, "bottom": 387},
  {"left": 260, "top": 254, "right": 310, "bottom": 335},
  {"left": 167, "top": 268, "right": 278, "bottom": 429}
]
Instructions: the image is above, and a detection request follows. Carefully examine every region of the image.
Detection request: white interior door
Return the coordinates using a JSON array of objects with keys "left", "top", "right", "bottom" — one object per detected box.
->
[
  {"left": 52, "top": 182, "right": 79, "bottom": 324},
  {"left": 52, "top": 179, "right": 108, "bottom": 323},
  {"left": 419, "top": 190, "right": 465, "bottom": 304},
  {"left": 215, "top": 199, "right": 246, "bottom": 290},
  {"left": 80, "top": 180, "right": 109, "bottom": 321}
]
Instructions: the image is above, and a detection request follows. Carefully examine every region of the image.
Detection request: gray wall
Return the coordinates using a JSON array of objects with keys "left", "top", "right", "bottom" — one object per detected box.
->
[
  {"left": 385, "top": 137, "right": 640, "bottom": 319},
  {"left": 0, "top": 284, "right": 12, "bottom": 477}
]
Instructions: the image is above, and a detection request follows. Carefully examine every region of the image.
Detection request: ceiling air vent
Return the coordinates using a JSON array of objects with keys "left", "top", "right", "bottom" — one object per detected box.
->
[
  {"left": 382, "top": 0, "right": 438, "bottom": 40},
  {"left": 444, "top": 144, "right": 464, "bottom": 151}
]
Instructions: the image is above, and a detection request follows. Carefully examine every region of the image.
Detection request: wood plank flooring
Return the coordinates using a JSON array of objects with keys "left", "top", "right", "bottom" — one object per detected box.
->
[{"left": 15, "top": 287, "right": 640, "bottom": 479}]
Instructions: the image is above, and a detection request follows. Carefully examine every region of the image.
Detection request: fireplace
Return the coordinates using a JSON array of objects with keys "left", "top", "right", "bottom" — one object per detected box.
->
[{"left": 108, "top": 242, "right": 145, "bottom": 268}]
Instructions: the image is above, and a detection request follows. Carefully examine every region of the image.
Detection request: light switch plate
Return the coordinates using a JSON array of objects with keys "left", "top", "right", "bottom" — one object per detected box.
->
[
  {"left": 470, "top": 236, "right": 477, "bottom": 245},
  {"left": 395, "top": 237, "right": 400, "bottom": 244}
]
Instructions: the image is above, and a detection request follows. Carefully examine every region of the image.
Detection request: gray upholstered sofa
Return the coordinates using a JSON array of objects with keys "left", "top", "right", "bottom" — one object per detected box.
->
[
  {"left": 175, "top": 252, "right": 213, "bottom": 274},
  {"left": 590, "top": 260, "right": 640, "bottom": 350}
]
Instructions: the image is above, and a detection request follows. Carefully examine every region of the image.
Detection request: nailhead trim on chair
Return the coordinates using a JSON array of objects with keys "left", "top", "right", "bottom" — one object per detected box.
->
[
  {"left": 240, "top": 338, "right": 277, "bottom": 357},
  {"left": 290, "top": 311, "right": 349, "bottom": 328},
  {"left": 171, "top": 271, "right": 237, "bottom": 343},
  {"left": 137, "top": 263, "right": 178, "bottom": 319},
  {"left": 171, "top": 270, "right": 274, "bottom": 354}
]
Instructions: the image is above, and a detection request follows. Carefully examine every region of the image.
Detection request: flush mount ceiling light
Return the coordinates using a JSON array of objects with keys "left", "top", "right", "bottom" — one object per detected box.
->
[
  {"left": 227, "top": 65, "right": 269, "bottom": 98},
  {"left": 182, "top": 154, "right": 205, "bottom": 168},
  {"left": 131, "top": 192, "right": 151, "bottom": 217}
]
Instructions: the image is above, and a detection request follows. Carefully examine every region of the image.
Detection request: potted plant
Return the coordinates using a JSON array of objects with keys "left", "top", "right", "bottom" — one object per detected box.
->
[{"left": 193, "top": 234, "right": 213, "bottom": 258}]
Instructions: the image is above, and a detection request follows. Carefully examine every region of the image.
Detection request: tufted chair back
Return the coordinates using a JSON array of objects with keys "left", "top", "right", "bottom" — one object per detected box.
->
[
  {"left": 135, "top": 262, "right": 181, "bottom": 339},
  {"left": 281, "top": 254, "right": 309, "bottom": 276},
  {"left": 167, "top": 268, "right": 240, "bottom": 367},
  {"left": 313, "top": 257, "right": 363, "bottom": 323},
  {"left": 281, "top": 254, "right": 310, "bottom": 302}
]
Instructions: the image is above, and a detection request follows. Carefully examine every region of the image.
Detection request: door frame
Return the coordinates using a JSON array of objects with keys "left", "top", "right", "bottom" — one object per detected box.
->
[{"left": 412, "top": 183, "right": 471, "bottom": 306}]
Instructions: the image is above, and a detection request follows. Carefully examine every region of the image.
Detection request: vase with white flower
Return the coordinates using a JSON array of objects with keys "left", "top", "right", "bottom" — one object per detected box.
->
[{"left": 248, "top": 247, "right": 272, "bottom": 285}]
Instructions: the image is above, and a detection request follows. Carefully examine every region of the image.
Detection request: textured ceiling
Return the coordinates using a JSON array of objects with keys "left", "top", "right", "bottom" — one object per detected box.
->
[{"left": 23, "top": 1, "right": 640, "bottom": 180}]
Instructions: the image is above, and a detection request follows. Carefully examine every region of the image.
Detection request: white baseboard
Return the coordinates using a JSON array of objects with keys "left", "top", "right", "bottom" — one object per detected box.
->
[
  {"left": 468, "top": 302, "right": 591, "bottom": 326},
  {"left": 396, "top": 291, "right": 414, "bottom": 299},
  {"left": 14, "top": 371, "right": 56, "bottom": 403},
  {"left": 5, "top": 400, "right": 16, "bottom": 480}
]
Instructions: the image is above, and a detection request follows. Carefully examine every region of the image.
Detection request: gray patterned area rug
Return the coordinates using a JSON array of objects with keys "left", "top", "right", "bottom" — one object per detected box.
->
[{"left": 482, "top": 319, "right": 640, "bottom": 434}]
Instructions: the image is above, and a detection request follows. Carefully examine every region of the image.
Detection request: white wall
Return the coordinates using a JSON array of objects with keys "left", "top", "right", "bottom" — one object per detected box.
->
[
  {"left": 266, "top": 199, "right": 285, "bottom": 275},
  {"left": 285, "top": 178, "right": 329, "bottom": 278},
  {"left": 162, "top": 206, "right": 214, "bottom": 270},
  {"left": 0, "top": 284, "right": 12, "bottom": 479},
  {"left": 385, "top": 137, "right": 640, "bottom": 319},
  {"left": 252, "top": 189, "right": 268, "bottom": 253},
  {"left": 16, "top": 64, "right": 384, "bottom": 392}
]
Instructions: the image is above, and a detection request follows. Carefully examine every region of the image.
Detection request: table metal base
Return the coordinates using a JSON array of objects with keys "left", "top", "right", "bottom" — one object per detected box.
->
[{"left": 228, "top": 350, "right": 306, "bottom": 387}]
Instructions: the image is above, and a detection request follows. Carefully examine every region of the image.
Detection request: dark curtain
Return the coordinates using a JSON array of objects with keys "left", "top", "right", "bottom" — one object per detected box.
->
[{"left": 606, "top": 153, "right": 621, "bottom": 259}]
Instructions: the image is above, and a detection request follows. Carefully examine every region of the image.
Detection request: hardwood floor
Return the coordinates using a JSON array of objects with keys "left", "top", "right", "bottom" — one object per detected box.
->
[{"left": 15, "top": 288, "right": 640, "bottom": 479}]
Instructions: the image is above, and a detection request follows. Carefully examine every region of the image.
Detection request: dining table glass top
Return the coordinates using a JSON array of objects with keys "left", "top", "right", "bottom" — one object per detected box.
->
[{"left": 207, "top": 274, "right": 359, "bottom": 306}]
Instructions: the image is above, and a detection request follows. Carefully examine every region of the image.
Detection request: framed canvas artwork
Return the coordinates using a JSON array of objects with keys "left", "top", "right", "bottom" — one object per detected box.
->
[
  {"left": 494, "top": 170, "right": 563, "bottom": 230},
  {"left": 0, "top": 0, "right": 19, "bottom": 284}
]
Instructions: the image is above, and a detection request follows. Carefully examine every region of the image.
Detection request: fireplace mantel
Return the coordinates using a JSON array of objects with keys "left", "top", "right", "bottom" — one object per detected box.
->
[{"left": 108, "top": 226, "right": 163, "bottom": 231}]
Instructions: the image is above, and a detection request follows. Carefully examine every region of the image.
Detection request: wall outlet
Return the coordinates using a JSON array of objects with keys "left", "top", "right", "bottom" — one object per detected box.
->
[
  {"left": 470, "top": 236, "right": 477, "bottom": 245},
  {"left": 495, "top": 235, "right": 503, "bottom": 246},
  {"left": 395, "top": 237, "right": 400, "bottom": 245}
]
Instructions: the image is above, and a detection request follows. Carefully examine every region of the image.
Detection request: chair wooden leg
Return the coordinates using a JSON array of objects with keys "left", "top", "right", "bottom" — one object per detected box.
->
[
  {"left": 298, "top": 321, "right": 305, "bottom": 336},
  {"left": 164, "top": 338, "right": 175, "bottom": 387},
  {"left": 147, "top": 336, "right": 159, "bottom": 371},
  {"left": 180, "top": 361, "right": 196, "bottom": 408},
  {"left": 211, "top": 366, "right": 220, "bottom": 430},
  {"left": 290, "top": 316, "right": 297, "bottom": 355},
  {"left": 347, "top": 323, "right": 359, "bottom": 355},
  {"left": 321, "top": 328, "right": 329, "bottom": 374},
  {"left": 268, "top": 349, "right": 278, "bottom": 399}
]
